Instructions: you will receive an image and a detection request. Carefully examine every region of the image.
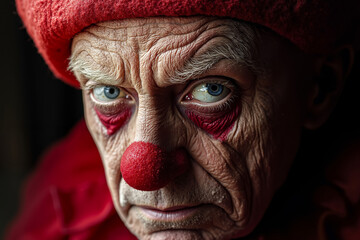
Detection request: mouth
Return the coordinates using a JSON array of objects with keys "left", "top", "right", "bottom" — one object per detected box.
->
[
  {"left": 138, "top": 205, "right": 200, "bottom": 222},
  {"left": 127, "top": 204, "right": 235, "bottom": 236}
]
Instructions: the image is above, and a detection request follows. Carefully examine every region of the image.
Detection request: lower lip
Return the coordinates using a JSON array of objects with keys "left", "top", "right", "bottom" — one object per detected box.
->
[{"left": 139, "top": 206, "right": 199, "bottom": 222}]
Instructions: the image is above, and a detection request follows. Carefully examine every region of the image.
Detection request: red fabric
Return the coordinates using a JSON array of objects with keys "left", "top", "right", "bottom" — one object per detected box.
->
[
  {"left": 15, "top": 0, "right": 360, "bottom": 87},
  {"left": 5, "top": 120, "right": 136, "bottom": 240}
]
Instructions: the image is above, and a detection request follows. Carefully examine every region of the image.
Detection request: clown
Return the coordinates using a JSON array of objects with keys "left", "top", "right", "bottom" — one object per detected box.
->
[{"left": 6, "top": 0, "right": 360, "bottom": 240}]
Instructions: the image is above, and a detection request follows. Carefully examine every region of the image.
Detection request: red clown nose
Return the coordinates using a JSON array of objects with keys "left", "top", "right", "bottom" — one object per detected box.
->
[{"left": 120, "top": 141, "right": 189, "bottom": 191}]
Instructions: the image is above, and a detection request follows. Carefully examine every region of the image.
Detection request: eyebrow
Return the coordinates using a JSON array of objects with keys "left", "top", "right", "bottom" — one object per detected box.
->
[
  {"left": 168, "top": 41, "right": 258, "bottom": 84},
  {"left": 69, "top": 43, "right": 257, "bottom": 88},
  {"left": 68, "top": 53, "right": 124, "bottom": 89}
]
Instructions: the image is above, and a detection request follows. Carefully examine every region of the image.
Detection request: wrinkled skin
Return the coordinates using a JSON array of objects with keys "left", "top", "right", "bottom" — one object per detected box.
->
[{"left": 70, "top": 17, "right": 315, "bottom": 239}]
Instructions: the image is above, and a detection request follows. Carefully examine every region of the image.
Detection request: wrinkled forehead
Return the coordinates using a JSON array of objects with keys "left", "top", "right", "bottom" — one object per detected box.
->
[
  {"left": 70, "top": 17, "right": 264, "bottom": 86},
  {"left": 83, "top": 17, "right": 217, "bottom": 46},
  {"left": 70, "top": 16, "right": 306, "bottom": 90},
  {"left": 71, "top": 17, "right": 255, "bottom": 51}
]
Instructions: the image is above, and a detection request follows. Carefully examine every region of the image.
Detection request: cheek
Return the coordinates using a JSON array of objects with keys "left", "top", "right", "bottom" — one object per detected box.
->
[
  {"left": 95, "top": 108, "right": 132, "bottom": 135},
  {"left": 185, "top": 105, "right": 240, "bottom": 141}
]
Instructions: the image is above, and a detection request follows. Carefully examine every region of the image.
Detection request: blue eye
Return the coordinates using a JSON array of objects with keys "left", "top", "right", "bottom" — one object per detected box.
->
[
  {"left": 104, "top": 86, "right": 120, "bottom": 99},
  {"left": 93, "top": 85, "right": 126, "bottom": 102},
  {"left": 191, "top": 83, "right": 230, "bottom": 103},
  {"left": 206, "top": 83, "right": 223, "bottom": 96}
]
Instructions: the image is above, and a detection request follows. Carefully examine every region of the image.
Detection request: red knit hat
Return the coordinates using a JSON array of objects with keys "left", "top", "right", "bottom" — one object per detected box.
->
[{"left": 16, "top": 0, "right": 360, "bottom": 87}]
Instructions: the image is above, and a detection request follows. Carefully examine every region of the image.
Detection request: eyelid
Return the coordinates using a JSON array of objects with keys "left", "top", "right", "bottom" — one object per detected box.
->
[
  {"left": 191, "top": 76, "right": 236, "bottom": 90},
  {"left": 178, "top": 76, "right": 237, "bottom": 103},
  {"left": 88, "top": 88, "right": 135, "bottom": 117},
  {"left": 87, "top": 84, "right": 133, "bottom": 104},
  {"left": 83, "top": 80, "right": 108, "bottom": 91}
]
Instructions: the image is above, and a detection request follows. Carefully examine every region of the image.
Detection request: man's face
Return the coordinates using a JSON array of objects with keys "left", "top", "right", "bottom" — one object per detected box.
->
[{"left": 70, "top": 17, "right": 313, "bottom": 239}]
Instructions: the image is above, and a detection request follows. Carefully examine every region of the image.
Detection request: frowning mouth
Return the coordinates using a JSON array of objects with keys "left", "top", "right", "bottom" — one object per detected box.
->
[{"left": 138, "top": 205, "right": 201, "bottom": 222}]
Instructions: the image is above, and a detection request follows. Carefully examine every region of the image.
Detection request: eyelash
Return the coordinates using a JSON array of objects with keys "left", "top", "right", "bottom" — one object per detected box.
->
[
  {"left": 87, "top": 87, "right": 134, "bottom": 115},
  {"left": 86, "top": 76, "right": 240, "bottom": 115},
  {"left": 179, "top": 77, "right": 240, "bottom": 114}
]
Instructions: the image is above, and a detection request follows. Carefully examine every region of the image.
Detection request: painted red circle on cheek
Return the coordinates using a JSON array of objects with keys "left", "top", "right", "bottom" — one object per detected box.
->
[
  {"left": 185, "top": 105, "right": 240, "bottom": 141},
  {"left": 120, "top": 142, "right": 189, "bottom": 191},
  {"left": 95, "top": 108, "right": 132, "bottom": 135}
]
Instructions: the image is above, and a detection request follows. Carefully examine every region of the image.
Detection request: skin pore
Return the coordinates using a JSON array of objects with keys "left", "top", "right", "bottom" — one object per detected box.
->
[{"left": 69, "top": 17, "right": 315, "bottom": 239}]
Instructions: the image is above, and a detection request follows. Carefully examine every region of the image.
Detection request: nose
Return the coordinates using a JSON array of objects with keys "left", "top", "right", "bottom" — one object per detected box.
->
[
  {"left": 120, "top": 95, "right": 190, "bottom": 191},
  {"left": 120, "top": 141, "right": 189, "bottom": 191}
]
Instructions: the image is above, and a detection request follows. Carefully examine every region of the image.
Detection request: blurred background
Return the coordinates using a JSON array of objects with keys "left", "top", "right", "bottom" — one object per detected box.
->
[
  {"left": 0, "top": 0, "right": 359, "bottom": 239},
  {"left": 0, "top": 1, "right": 83, "bottom": 237}
]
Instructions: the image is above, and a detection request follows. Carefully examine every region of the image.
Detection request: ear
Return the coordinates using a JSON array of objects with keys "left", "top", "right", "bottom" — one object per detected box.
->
[{"left": 303, "top": 46, "right": 354, "bottom": 129}]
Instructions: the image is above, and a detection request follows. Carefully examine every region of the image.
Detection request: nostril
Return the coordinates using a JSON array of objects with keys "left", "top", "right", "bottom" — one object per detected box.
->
[{"left": 120, "top": 142, "right": 190, "bottom": 191}]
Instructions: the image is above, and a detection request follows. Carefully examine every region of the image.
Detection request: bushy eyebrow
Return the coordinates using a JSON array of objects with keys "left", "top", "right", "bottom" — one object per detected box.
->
[
  {"left": 170, "top": 21, "right": 261, "bottom": 84},
  {"left": 169, "top": 41, "right": 259, "bottom": 84},
  {"left": 68, "top": 53, "right": 123, "bottom": 89}
]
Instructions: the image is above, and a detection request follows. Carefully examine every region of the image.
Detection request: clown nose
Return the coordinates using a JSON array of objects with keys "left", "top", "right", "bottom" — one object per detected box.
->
[{"left": 120, "top": 141, "right": 189, "bottom": 191}]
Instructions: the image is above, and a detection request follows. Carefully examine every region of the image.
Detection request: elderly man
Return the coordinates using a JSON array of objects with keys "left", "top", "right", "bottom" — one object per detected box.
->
[{"left": 6, "top": 0, "right": 360, "bottom": 239}]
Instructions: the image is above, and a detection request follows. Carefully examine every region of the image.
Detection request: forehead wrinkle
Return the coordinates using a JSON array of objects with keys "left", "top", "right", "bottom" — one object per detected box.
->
[
  {"left": 147, "top": 23, "right": 245, "bottom": 88},
  {"left": 78, "top": 30, "right": 142, "bottom": 68},
  {"left": 69, "top": 48, "right": 125, "bottom": 88},
  {"left": 74, "top": 30, "right": 140, "bottom": 88},
  {"left": 168, "top": 44, "right": 229, "bottom": 84},
  {"left": 81, "top": 18, "right": 232, "bottom": 90},
  {"left": 91, "top": 17, "right": 217, "bottom": 43},
  {"left": 81, "top": 30, "right": 128, "bottom": 53},
  {"left": 149, "top": 20, "right": 259, "bottom": 86},
  {"left": 71, "top": 17, "right": 260, "bottom": 91},
  {"left": 141, "top": 18, "right": 225, "bottom": 53},
  {"left": 169, "top": 34, "right": 258, "bottom": 85},
  {"left": 125, "top": 20, "right": 224, "bottom": 89}
]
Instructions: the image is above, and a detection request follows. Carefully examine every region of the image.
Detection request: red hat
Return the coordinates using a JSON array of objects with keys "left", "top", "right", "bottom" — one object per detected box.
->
[{"left": 16, "top": 0, "right": 360, "bottom": 87}]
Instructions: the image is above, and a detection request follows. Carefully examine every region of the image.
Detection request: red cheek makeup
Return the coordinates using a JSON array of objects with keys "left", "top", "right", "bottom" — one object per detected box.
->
[
  {"left": 185, "top": 105, "right": 240, "bottom": 141},
  {"left": 95, "top": 108, "right": 132, "bottom": 135}
]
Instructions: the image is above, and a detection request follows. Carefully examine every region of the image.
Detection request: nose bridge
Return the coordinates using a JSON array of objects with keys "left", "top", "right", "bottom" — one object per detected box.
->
[
  {"left": 121, "top": 94, "right": 190, "bottom": 191},
  {"left": 134, "top": 94, "right": 172, "bottom": 146}
]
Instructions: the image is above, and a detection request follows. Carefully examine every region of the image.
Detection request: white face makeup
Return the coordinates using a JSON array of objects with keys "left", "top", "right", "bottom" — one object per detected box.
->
[{"left": 70, "top": 17, "right": 314, "bottom": 239}]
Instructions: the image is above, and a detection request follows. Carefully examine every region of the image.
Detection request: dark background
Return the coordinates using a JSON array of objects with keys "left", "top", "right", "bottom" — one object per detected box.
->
[
  {"left": 0, "top": 1, "right": 83, "bottom": 237},
  {"left": 0, "top": 0, "right": 359, "bottom": 238}
]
